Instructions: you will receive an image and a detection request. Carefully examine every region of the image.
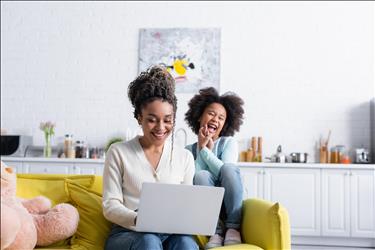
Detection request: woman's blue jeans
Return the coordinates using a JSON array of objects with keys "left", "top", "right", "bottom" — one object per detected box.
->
[
  {"left": 105, "top": 224, "right": 199, "bottom": 250},
  {"left": 193, "top": 163, "right": 243, "bottom": 236}
]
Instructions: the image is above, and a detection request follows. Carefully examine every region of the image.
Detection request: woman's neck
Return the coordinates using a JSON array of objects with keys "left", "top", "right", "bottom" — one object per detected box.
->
[{"left": 138, "top": 136, "right": 164, "bottom": 153}]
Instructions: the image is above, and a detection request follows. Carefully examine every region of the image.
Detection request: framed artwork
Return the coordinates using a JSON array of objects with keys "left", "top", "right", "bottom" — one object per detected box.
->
[{"left": 138, "top": 28, "right": 221, "bottom": 93}]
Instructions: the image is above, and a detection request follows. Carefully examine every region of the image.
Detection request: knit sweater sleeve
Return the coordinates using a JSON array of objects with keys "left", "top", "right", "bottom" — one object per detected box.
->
[
  {"left": 199, "top": 137, "right": 239, "bottom": 177},
  {"left": 102, "top": 145, "right": 137, "bottom": 229}
]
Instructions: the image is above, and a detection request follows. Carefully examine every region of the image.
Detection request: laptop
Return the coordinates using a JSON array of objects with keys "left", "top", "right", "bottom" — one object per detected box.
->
[{"left": 135, "top": 182, "right": 224, "bottom": 236}]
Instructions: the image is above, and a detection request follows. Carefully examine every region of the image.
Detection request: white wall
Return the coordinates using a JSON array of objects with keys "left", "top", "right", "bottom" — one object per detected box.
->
[{"left": 1, "top": 1, "right": 374, "bottom": 161}]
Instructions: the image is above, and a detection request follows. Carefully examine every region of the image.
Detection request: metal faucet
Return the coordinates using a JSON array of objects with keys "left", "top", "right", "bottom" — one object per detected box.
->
[{"left": 175, "top": 128, "right": 188, "bottom": 146}]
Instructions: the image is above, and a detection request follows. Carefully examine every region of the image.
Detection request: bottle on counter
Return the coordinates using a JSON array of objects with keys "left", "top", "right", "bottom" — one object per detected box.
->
[
  {"left": 75, "top": 141, "right": 86, "bottom": 158},
  {"left": 64, "top": 134, "right": 74, "bottom": 158},
  {"left": 90, "top": 147, "right": 99, "bottom": 159},
  {"left": 330, "top": 146, "right": 339, "bottom": 163}
]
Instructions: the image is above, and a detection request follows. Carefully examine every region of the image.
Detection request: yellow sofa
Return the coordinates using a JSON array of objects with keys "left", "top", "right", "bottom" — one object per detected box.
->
[{"left": 16, "top": 174, "right": 291, "bottom": 250}]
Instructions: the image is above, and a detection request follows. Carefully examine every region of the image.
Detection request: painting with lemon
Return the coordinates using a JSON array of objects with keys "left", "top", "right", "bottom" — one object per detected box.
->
[{"left": 139, "top": 28, "right": 220, "bottom": 93}]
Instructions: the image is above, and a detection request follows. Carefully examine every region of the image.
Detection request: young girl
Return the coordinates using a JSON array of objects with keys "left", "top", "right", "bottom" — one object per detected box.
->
[
  {"left": 185, "top": 87, "right": 245, "bottom": 249},
  {"left": 103, "top": 66, "right": 198, "bottom": 250}
]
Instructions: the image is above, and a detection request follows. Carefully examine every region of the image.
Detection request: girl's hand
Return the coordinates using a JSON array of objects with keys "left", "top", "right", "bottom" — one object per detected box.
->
[
  {"left": 198, "top": 126, "right": 212, "bottom": 149},
  {"left": 207, "top": 138, "right": 214, "bottom": 150}
]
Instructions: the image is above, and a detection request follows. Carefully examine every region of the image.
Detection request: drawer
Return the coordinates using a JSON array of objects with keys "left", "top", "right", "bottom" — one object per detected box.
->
[{"left": 24, "top": 162, "right": 72, "bottom": 174}]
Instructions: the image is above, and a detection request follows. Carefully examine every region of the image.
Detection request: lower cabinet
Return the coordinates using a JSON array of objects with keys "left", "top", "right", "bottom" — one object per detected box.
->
[
  {"left": 2, "top": 158, "right": 104, "bottom": 175},
  {"left": 350, "top": 170, "right": 375, "bottom": 238},
  {"left": 322, "top": 169, "right": 375, "bottom": 239},
  {"left": 264, "top": 168, "right": 321, "bottom": 236},
  {"left": 240, "top": 167, "right": 264, "bottom": 199},
  {"left": 23, "top": 162, "right": 72, "bottom": 174},
  {"left": 322, "top": 169, "right": 350, "bottom": 237},
  {"left": 241, "top": 167, "right": 321, "bottom": 236},
  {"left": 71, "top": 163, "right": 104, "bottom": 175},
  {"left": 239, "top": 165, "right": 375, "bottom": 247}
]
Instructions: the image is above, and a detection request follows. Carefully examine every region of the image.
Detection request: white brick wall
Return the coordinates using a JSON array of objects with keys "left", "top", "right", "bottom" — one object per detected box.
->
[{"left": 1, "top": 2, "right": 374, "bottom": 161}]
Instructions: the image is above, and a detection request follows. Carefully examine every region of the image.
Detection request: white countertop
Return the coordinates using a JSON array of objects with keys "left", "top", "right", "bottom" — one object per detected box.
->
[
  {"left": 237, "top": 161, "right": 375, "bottom": 170},
  {"left": 2, "top": 156, "right": 373, "bottom": 169},
  {"left": 1, "top": 156, "right": 105, "bottom": 164}
]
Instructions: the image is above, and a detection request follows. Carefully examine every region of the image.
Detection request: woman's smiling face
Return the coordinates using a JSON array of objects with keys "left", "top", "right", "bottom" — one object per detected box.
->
[
  {"left": 138, "top": 99, "right": 174, "bottom": 146},
  {"left": 199, "top": 102, "right": 227, "bottom": 140}
]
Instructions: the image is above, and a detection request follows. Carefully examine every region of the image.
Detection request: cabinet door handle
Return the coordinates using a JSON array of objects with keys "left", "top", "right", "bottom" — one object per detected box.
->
[
  {"left": 349, "top": 172, "right": 353, "bottom": 176},
  {"left": 262, "top": 170, "right": 266, "bottom": 175}
]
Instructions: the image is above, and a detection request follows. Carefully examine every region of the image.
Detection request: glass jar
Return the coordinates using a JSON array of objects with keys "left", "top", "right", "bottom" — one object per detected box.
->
[
  {"left": 75, "top": 141, "right": 84, "bottom": 158},
  {"left": 330, "top": 146, "right": 339, "bottom": 163},
  {"left": 64, "top": 134, "right": 73, "bottom": 157},
  {"left": 67, "top": 145, "right": 76, "bottom": 158},
  {"left": 336, "top": 145, "right": 346, "bottom": 163}
]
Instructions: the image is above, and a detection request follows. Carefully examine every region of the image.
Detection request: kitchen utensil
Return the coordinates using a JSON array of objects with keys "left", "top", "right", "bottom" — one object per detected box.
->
[
  {"left": 266, "top": 145, "right": 286, "bottom": 163},
  {"left": 257, "top": 137, "right": 263, "bottom": 162},
  {"left": 251, "top": 137, "right": 257, "bottom": 152},
  {"left": 290, "top": 152, "right": 308, "bottom": 163},
  {"left": 319, "top": 146, "right": 329, "bottom": 163}
]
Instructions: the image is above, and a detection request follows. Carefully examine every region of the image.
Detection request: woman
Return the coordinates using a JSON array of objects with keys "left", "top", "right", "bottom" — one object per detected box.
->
[
  {"left": 103, "top": 66, "right": 198, "bottom": 250},
  {"left": 185, "top": 87, "right": 245, "bottom": 249}
]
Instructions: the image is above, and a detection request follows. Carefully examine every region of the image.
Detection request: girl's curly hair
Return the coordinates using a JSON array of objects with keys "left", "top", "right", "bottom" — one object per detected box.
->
[
  {"left": 128, "top": 65, "right": 177, "bottom": 120},
  {"left": 185, "top": 87, "right": 244, "bottom": 136}
]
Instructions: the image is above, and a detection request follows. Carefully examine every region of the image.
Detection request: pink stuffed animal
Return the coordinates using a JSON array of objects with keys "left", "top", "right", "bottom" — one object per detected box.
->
[{"left": 0, "top": 161, "right": 79, "bottom": 250}]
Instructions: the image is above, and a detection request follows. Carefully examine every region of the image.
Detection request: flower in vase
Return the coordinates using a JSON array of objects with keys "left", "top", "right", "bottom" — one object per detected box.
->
[
  {"left": 39, "top": 121, "right": 55, "bottom": 157},
  {"left": 39, "top": 121, "right": 55, "bottom": 136}
]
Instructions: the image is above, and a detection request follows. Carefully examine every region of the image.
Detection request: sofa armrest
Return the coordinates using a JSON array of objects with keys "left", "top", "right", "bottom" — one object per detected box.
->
[{"left": 241, "top": 198, "right": 291, "bottom": 250}]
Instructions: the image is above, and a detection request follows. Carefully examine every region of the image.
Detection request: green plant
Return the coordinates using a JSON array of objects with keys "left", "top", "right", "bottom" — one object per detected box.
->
[{"left": 105, "top": 137, "right": 124, "bottom": 152}]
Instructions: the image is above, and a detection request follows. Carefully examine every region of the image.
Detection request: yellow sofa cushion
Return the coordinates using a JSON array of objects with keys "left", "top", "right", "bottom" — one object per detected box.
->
[
  {"left": 267, "top": 202, "right": 291, "bottom": 249},
  {"left": 65, "top": 180, "right": 111, "bottom": 250},
  {"left": 242, "top": 199, "right": 291, "bottom": 250},
  {"left": 16, "top": 174, "right": 95, "bottom": 206},
  {"left": 89, "top": 175, "right": 103, "bottom": 195}
]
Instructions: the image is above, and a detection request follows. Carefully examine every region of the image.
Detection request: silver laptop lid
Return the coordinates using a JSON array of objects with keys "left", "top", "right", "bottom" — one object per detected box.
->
[{"left": 136, "top": 182, "right": 224, "bottom": 236}]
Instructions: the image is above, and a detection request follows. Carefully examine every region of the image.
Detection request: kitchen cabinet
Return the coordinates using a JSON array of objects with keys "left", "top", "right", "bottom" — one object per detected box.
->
[
  {"left": 264, "top": 168, "right": 321, "bottom": 236},
  {"left": 322, "top": 169, "right": 375, "bottom": 239},
  {"left": 24, "top": 162, "right": 71, "bottom": 174},
  {"left": 71, "top": 163, "right": 104, "bottom": 175},
  {"left": 350, "top": 170, "right": 375, "bottom": 238},
  {"left": 240, "top": 167, "right": 264, "bottom": 199},
  {"left": 1, "top": 157, "right": 104, "bottom": 175},
  {"left": 238, "top": 162, "right": 375, "bottom": 248},
  {"left": 240, "top": 166, "right": 321, "bottom": 236},
  {"left": 322, "top": 169, "right": 351, "bottom": 236}
]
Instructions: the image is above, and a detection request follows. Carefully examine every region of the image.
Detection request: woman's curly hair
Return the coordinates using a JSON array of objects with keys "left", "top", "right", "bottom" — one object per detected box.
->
[
  {"left": 128, "top": 65, "right": 177, "bottom": 120},
  {"left": 185, "top": 87, "right": 244, "bottom": 136}
]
